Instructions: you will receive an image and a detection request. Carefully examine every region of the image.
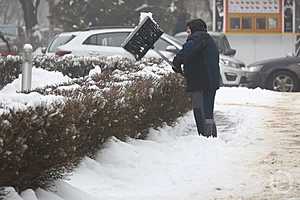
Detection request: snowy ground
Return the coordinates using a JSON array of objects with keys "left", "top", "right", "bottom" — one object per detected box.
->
[{"left": 2, "top": 69, "right": 300, "bottom": 200}]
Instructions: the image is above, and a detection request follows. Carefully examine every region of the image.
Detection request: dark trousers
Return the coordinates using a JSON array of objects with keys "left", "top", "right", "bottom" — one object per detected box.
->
[{"left": 190, "top": 90, "right": 217, "bottom": 137}]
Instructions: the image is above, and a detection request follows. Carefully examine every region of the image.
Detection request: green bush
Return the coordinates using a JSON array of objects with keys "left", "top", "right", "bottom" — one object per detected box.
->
[{"left": 0, "top": 56, "right": 22, "bottom": 89}]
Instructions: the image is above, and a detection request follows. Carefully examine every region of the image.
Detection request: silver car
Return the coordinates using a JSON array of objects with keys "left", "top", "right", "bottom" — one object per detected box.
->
[{"left": 174, "top": 32, "right": 246, "bottom": 87}]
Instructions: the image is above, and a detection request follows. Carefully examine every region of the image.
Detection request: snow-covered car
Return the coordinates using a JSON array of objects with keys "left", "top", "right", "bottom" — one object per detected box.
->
[
  {"left": 174, "top": 32, "right": 246, "bottom": 87},
  {"left": 44, "top": 28, "right": 182, "bottom": 60}
]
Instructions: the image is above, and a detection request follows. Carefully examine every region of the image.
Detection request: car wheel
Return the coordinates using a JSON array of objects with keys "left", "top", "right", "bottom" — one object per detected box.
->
[{"left": 266, "top": 71, "right": 299, "bottom": 92}]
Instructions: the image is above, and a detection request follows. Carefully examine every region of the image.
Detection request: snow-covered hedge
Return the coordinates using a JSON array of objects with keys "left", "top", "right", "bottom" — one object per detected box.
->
[
  {"left": 0, "top": 56, "right": 22, "bottom": 90},
  {"left": 32, "top": 55, "right": 162, "bottom": 78},
  {"left": 0, "top": 56, "right": 190, "bottom": 195},
  {"left": 1, "top": 55, "right": 154, "bottom": 90}
]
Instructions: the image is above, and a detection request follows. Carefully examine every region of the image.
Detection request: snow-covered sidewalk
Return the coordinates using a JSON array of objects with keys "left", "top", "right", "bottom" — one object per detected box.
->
[{"left": 6, "top": 87, "right": 300, "bottom": 200}]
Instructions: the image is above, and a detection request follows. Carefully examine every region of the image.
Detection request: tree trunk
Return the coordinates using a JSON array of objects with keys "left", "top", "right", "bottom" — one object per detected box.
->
[
  {"left": 0, "top": 0, "right": 10, "bottom": 24},
  {"left": 47, "top": 0, "right": 54, "bottom": 32},
  {"left": 204, "top": 0, "right": 213, "bottom": 24},
  {"left": 18, "top": 0, "right": 40, "bottom": 42},
  {"left": 185, "top": 0, "right": 213, "bottom": 30}
]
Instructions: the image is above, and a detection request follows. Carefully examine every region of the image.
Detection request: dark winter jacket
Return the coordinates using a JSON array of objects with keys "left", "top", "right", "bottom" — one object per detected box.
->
[{"left": 172, "top": 31, "right": 220, "bottom": 92}]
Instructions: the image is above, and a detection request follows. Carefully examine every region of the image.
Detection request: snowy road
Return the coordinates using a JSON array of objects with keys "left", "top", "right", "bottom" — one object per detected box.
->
[{"left": 5, "top": 88, "right": 300, "bottom": 200}]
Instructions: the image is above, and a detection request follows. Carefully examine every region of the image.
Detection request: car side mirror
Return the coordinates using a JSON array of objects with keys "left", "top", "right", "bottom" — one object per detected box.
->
[
  {"left": 41, "top": 47, "right": 47, "bottom": 54},
  {"left": 223, "top": 49, "right": 236, "bottom": 56},
  {"left": 165, "top": 45, "right": 178, "bottom": 54}
]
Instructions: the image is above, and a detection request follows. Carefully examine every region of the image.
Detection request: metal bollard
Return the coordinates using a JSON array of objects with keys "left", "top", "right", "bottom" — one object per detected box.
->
[{"left": 21, "top": 44, "right": 33, "bottom": 92}]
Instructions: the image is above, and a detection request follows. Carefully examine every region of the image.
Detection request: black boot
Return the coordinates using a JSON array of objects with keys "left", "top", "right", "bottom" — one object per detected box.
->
[
  {"left": 193, "top": 108, "right": 206, "bottom": 137},
  {"left": 205, "top": 119, "right": 217, "bottom": 138}
]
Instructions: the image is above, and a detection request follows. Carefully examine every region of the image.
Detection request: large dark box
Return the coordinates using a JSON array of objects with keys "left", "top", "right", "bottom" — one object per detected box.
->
[{"left": 121, "top": 16, "right": 164, "bottom": 60}]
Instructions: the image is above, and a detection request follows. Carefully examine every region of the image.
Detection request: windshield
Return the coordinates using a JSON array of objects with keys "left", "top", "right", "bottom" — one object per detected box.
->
[
  {"left": 0, "top": 25, "right": 18, "bottom": 38},
  {"left": 48, "top": 34, "right": 76, "bottom": 52},
  {"left": 174, "top": 32, "right": 232, "bottom": 53},
  {"left": 164, "top": 34, "right": 184, "bottom": 46},
  {"left": 211, "top": 35, "right": 232, "bottom": 54}
]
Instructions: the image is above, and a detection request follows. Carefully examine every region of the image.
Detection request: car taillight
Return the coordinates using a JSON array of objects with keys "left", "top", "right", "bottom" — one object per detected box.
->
[
  {"left": 55, "top": 50, "right": 72, "bottom": 56},
  {"left": 0, "top": 51, "right": 17, "bottom": 56}
]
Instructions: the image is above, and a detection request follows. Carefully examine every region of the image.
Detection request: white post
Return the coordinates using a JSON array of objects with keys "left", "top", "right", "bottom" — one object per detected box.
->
[{"left": 21, "top": 44, "right": 33, "bottom": 92}]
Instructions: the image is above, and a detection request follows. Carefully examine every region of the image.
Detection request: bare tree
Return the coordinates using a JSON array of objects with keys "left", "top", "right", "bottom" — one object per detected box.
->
[
  {"left": 0, "top": 0, "right": 23, "bottom": 25},
  {"left": 205, "top": 0, "right": 213, "bottom": 25},
  {"left": 0, "top": 1, "right": 10, "bottom": 24},
  {"left": 46, "top": 0, "right": 60, "bottom": 32},
  {"left": 18, "top": 0, "right": 40, "bottom": 40},
  {"left": 185, "top": 0, "right": 213, "bottom": 29}
]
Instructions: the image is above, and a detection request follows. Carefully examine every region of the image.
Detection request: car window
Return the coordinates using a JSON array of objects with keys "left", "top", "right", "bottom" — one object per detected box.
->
[
  {"left": 163, "top": 34, "right": 184, "bottom": 46},
  {"left": 48, "top": 35, "right": 76, "bottom": 52},
  {"left": 154, "top": 38, "right": 171, "bottom": 51},
  {"left": 83, "top": 32, "right": 130, "bottom": 47},
  {"left": 175, "top": 35, "right": 186, "bottom": 43},
  {"left": 222, "top": 36, "right": 232, "bottom": 50},
  {"left": 0, "top": 25, "right": 18, "bottom": 39},
  {"left": 211, "top": 35, "right": 232, "bottom": 54}
]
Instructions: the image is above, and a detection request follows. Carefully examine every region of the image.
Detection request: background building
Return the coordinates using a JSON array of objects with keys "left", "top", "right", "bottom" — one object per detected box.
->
[{"left": 213, "top": 0, "right": 300, "bottom": 64}]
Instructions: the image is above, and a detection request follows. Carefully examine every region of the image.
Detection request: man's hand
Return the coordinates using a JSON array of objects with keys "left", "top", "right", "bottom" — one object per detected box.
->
[
  {"left": 172, "top": 66, "right": 183, "bottom": 74},
  {"left": 172, "top": 51, "right": 184, "bottom": 75}
]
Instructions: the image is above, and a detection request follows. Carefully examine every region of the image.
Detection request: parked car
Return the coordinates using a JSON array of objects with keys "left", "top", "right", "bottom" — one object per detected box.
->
[
  {"left": 241, "top": 50, "right": 300, "bottom": 92},
  {"left": 174, "top": 31, "right": 246, "bottom": 87},
  {"left": 0, "top": 24, "right": 25, "bottom": 52},
  {"left": 44, "top": 28, "right": 181, "bottom": 60},
  {"left": 0, "top": 32, "right": 17, "bottom": 56}
]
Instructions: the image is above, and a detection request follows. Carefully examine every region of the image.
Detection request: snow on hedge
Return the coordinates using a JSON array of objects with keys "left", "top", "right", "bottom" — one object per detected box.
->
[
  {"left": 0, "top": 56, "right": 172, "bottom": 114},
  {"left": 0, "top": 67, "right": 71, "bottom": 114}
]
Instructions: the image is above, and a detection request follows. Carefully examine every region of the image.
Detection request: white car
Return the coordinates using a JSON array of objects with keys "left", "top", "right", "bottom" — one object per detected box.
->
[
  {"left": 175, "top": 32, "right": 246, "bottom": 87},
  {"left": 45, "top": 28, "right": 181, "bottom": 60}
]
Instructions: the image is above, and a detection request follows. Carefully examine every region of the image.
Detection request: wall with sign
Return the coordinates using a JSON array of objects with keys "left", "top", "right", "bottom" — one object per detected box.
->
[
  {"left": 213, "top": 0, "right": 299, "bottom": 64},
  {"left": 227, "top": 34, "right": 295, "bottom": 64},
  {"left": 213, "top": 0, "right": 299, "bottom": 33},
  {"left": 226, "top": 0, "right": 282, "bottom": 33}
]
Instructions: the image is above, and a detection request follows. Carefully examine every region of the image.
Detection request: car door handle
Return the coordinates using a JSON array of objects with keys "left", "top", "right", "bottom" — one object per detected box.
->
[{"left": 88, "top": 51, "right": 99, "bottom": 55}]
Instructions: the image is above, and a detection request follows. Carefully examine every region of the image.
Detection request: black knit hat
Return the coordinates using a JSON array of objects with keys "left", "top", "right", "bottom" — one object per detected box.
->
[{"left": 186, "top": 19, "right": 207, "bottom": 33}]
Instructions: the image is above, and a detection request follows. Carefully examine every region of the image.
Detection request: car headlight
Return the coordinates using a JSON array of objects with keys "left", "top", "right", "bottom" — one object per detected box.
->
[
  {"left": 220, "top": 58, "right": 239, "bottom": 68},
  {"left": 244, "top": 65, "right": 263, "bottom": 72}
]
